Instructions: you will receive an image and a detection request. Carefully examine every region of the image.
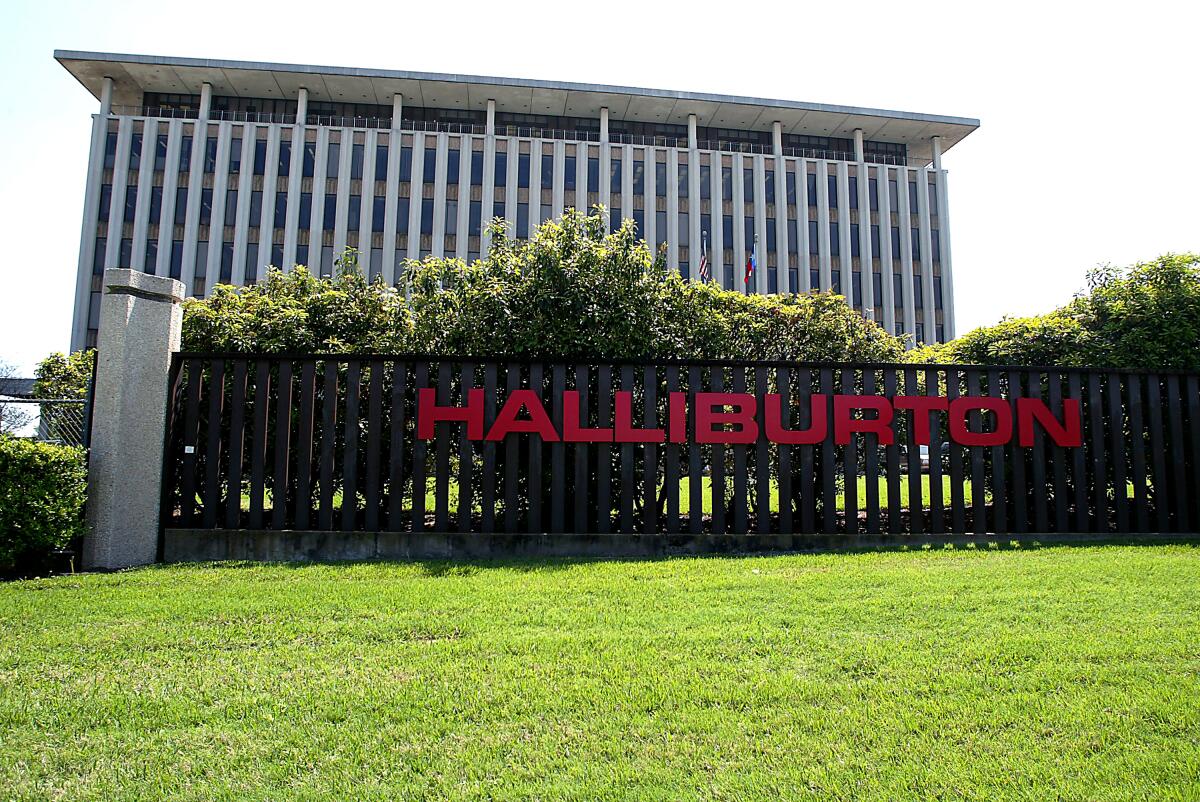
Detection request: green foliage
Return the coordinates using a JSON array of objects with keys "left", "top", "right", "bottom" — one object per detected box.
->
[
  {"left": 0, "top": 436, "right": 87, "bottom": 574},
  {"left": 34, "top": 350, "right": 95, "bottom": 399},
  {"left": 917, "top": 253, "right": 1200, "bottom": 368},
  {"left": 183, "top": 210, "right": 904, "bottom": 363}
]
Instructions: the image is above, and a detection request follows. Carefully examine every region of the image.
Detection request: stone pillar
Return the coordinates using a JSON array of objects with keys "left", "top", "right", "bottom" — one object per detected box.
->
[
  {"left": 931, "top": 136, "right": 943, "bottom": 170},
  {"left": 296, "top": 87, "right": 309, "bottom": 123},
  {"left": 600, "top": 107, "right": 609, "bottom": 142},
  {"left": 84, "top": 268, "right": 184, "bottom": 570},
  {"left": 392, "top": 93, "right": 404, "bottom": 128},
  {"left": 485, "top": 99, "right": 495, "bottom": 135},
  {"left": 100, "top": 76, "right": 114, "bottom": 116},
  {"left": 853, "top": 128, "right": 865, "bottom": 162},
  {"left": 772, "top": 121, "right": 782, "bottom": 155},
  {"left": 687, "top": 114, "right": 697, "bottom": 149},
  {"left": 199, "top": 82, "right": 212, "bottom": 120}
]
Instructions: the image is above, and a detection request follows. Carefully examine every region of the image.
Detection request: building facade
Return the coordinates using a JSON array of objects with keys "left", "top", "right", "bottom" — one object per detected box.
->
[{"left": 59, "top": 51, "right": 978, "bottom": 352}]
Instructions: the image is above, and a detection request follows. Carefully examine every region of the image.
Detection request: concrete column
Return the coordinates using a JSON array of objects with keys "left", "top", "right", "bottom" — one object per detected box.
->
[
  {"left": 797, "top": 160, "right": 810, "bottom": 292},
  {"left": 199, "top": 83, "right": 212, "bottom": 120},
  {"left": 130, "top": 118, "right": 158, "bottom": 272},
  {"left": 392, "top": 93, "right": 404, "bottom": 128},
  {"left": 816, "top": 161, "right": 831, "bottom": 291},
  {"left": 600, "top": 107, "right": 609, "bottom": 143},
  {"left": 931, "top": 136, "right": 943, "bottom": 170},
  {"left": 70, "top": 87, "right": 116, "bottom": 350},
  {"left": 85, "top": 268, "right": 184, "bottom": 570},
  {"left": 732, "top": 153, "right": 745, "bottom": 293},
  {"left": 485, "top": 99, "right": 495, "bottom": 136},
  {"left": 296, "top": 87, "right": 309, "bottom": 124},
  {"left": 100, "top": 77, "right": 114, "bottom": 116},
  {"left": 155, "top": 120, "right": 183, "bottom": 276},
  {"left": 836, "top": 161, "right": 853, "bottom": 303},
  {"left": 853, "top": 129, "right": 865, "bottom": 162},
  {"left": 772, "top": 122, "right": 783, "bottom": 155},
  {"left": 687, "top": 114, "right": 697, "bottom": 149},
  {"left": 877, "top": 165, "right": 896, "bottom": 335},
  {"left": 382, "top": 128, "right": 403, "bottom": 280}
]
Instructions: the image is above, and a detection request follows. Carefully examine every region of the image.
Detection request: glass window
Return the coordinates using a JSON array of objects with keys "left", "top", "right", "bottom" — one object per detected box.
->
[
  {"left": 721, "top": 167, "right": 732, "bottom": 199},
  {"left": 853, "top": 276, "right": 862, "bottom": 306},
  {"left": 914, "top": 274, "right": 924, "bottom": 308},
  {"left": 678, "top": 163, "right": 688, "bottom": 198},
  {"left": 124, "top": 185, "right": 137, "bottom": 223},
  {"left": 541, "top": 154, "right": 553, "bottom": 190},
  {"left": 869, "top": 178, "right": 879, "bottom": 211},
  {"left": 299, "top": 192, "right": 312, "bottom": 229},
  {"left": 517, "top": 203, "right": 529, "bottom": 236},
  {"left": 350, "top": 144, "right": 364, "bottom": 180},
  {"left": 447, "top": 149, "right": 461, "bottom": 185},
  {"left": 829, "top": 222, "right": 839, "bottom": 256},
  {"left": 909, "top": 180, "right": 919, "bottom": 211},
  {"left": 828, "top": 175, "right": 838, "bottom": 209},
  {"left": 888, "top": 179, "right": 899, "bottom": 209},
  {"left": 518, "top": 154, "right": 530, "bottom": 188},
  {"left": 632, "top": 209, "right": 644, "bottom": 235},
  {"left": 808, "top": 220, "right": 818, "bottom": 254},
  {"left": 373, "top": 196, "right": 385, "bottom": 232},
  {"left": 220, "top": 242, "right": 234, "bottom": 283},
  {"left": 806, "top": 172, "right": 817, "bottom": 206},
  {"left": 891, "top": 226, "right": 901, "bottom": 255},
  {"left": 787, "top": 219, "right": 798, "bottom": 254},
  {"left": 656, "top": 162, "right": 666, "bottom": 197},
  {"left": 469, "top": 200, "right": 482, "bottom": 233},
  {"left": 609, "top": 207, "right": 620, "bottom": 233},
  {"left": 934, "top": 277, "right": 944, "bottom": 309},
  {"left": 786, "top": 171, "right": 796, "bottom": 204},
  {"left": 278, "top": 142, "right": 291, "bottom": 177},
  {"left": 348, "top": 195, "right": 360, "bottom": 230},
  {"left": 253, "top": 140, "right": 267, "bottom": 176},
  {"left": 327, "top": 142, "right": 340, "bottom": 178},
  {"left": 743, "top": 216, "right": 754, "bottom": 244},
  {"left": 850, "top": 223, "right": 860, "bottom": 257},
  {"left": 303, "top": 142, "right": 315, "bottom": 177},
  {"left": 420, "top": 198, "right": 434, "bottom": 234},
  {"left": 632, "top": 160, "right": 645, "bottom": 194},
  {"left": 275, "top": 191, "right": 287, "bottom": 224},
  {"left": 894, "top": 273, "right": 904, "bottom": 306},
  {"left": 227, "top": 138, "right": 241, "bottom": 173},
  {"left": 98, "top": 185, "right": 112, "bottom": 223},
  {"left": 656, "top": 211, "right": 667, "bottom": 245},
  {"left": 396, "top": 197, "right": 409, "bottom": 234},
  {"left": 810, "top": 268, "right": 820, "bottom": 289},
  {"left": 871, "top": 224, "right": 881, "bottom": 254},
  {"left": 471, "top": 151, "right": 484, "bottom": 186},
  {"left": 144, "top": 240, "right": 157, "bottom": 270},
  {"left": 174, "top": 187, "right": 187, "bottom": 226},
  {"left": 422, "top": 149, "right": 436, "bottom": 184},
  {"left": 224, "top": 189, "right": 238, "bottom": 228},
  {"left": 765, "top": 169, "right": 775, "bottom": 200},
  {"left": 766, "top": 218, "right": 776, "bottom": 252},
  {"left": 446, "top": 200, "right": 457, "bottom": 236},
  {"left": 103, "top": 132, "right": 118, "bottom": 170},
  {"left": 743, "top": 167, "right": 753, "bottom": 199},
  {"left": 911, "top": 228, "right": 921, "bottom": 260},
  {"left": 155, "top": 134, "right": 168, "bottom": 171},
  {"left": 932, "top": 230, "right": 941, "bottom": 262},
  {"left": 323, "top": 193, "right": 336, "bottom": 230},
  {"left": 204, "top": 139, "right": 218, "bottom": 173},
  {"left": 610, "top": 158, "right": 621, "bottom": 193},
  {"left": 170, "top": 240, "right": 183, "bottom": 279},
  {"left": 678, "top": 212, "right": 689, "bottom": 246},
  {"left": 373, "top": 144, "right": 388, "bottom": 182},
  {"left": 700, "top": 165, "right": 711, "bottom": 199},
  {"left": 199, "top": 188, "right": 213, "bottom": 225},
  {"left": 178, "top": 136, "right": 192, "bottom": 172},
  {"left": 928, "top": 183, "right": 938, "bottom": 216},
  {"left": 129, "top": 133, "right": 142, "bottom": 165},
  {"left": 722, "top": 214, "right": 733, "bottom": 242},
  {"left": 149, "top": 186, "right": 162, "bottom": 224},
  {"left": 849, "top": 176, "right": 858, "bottom": 209},
  {"left": 494, "top": 151, "right": 506, "bottom": 187},
  {"left": 789, "top": 268, "right": 798, "bottom": 294},
  {"left": 873, "top": 272, "right": 883, "bottom": 303},
  {"left": 587, "top": 157, "right": 599, "bottom": 193},
  {"left": 564, "top": 156, "right": 576, "bottom": 191},
  {"left": 249, "top": 190, "right": 262, "bottom": 227},
  {"left": 494, "top": 201, "right": 505, "bottom": 223}
]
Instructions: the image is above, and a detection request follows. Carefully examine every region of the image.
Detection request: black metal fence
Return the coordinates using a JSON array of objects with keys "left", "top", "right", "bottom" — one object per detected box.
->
[{"left": 161, "top": 354, "right": 1200, "bottom": 539}]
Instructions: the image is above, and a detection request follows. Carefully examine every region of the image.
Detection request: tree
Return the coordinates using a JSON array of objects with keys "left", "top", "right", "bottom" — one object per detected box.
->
[
  {"left": 34, "top": 350, "right": 95, "bottom": 399},
  {"left": 0, "top": 360, "right": 32, "bottom": 436},
  {"left": 909, "top": 253, "right": 1200, "bottom": 369}
]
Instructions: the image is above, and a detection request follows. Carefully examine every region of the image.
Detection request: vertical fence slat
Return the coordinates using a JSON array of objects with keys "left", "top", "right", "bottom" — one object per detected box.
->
[
  {"left": 225, "top": 361, "right": 248, "bottom": 529},
  {"left": 597, "top": 365, "right": 612, "bottom": 534},
  {"left": 926, "top": 368, "right": 944, "bottom": 534},
  {"left": 1088, "top": 373, "right": 1109, "bottom": 532},
  {"left": 883, "top": 368, "right": 902, "bottom": 534},
  {"left": 248, "top": 360, "right": 270, "bottom": 529},
  {"left": 201, "top": 361, "right": 226, "bottom": 529},
  {"left": 904, "top": 368, "right": 922, "bottom": 534},
  {"left": 987, "top": 369, "right": 1007, "bottom": 534},
  {"left": 433, "top": 361, "right": 452, "bottom": 533},
  {"left": 1069, "top": 372, "right": 1088, "bottom": 532},
  {"left": 1007, "top": 370, "right": 1028, "bottom": 534},
  {"left": 504, "top": 363, "right": 520, "bottom": 534},
  {"left": 798, "top": 368, "right": 816, "bottom": 534},
  {"left": 340, "top": 361, "right": 362, "bottom": 532},
  {"left": 710, "top": 367, "right": 726, "bottom": 535},
  {"left": 642, "top": 365, "right": 659, "bottom": 534},
  {"left": 551, "top": 364, "right": 566, "bottom": 534},
  {"left": 1127, "top": 374, "right": 1149, "bottom": 532},
  {"left": 1166, "top": 374, "right": 1188, "bottom": 532},
  {"left": 1187, "top": 376, "right": 1200, "bottom": 530},
  {"left": 410, "top": 362, "right": 429, "bottom": 533},
  {"left": 619, "top": 365, "right": 635, "bottom": 534},
  {"left": 777, "top": 367, "right": 794, "bottom": 535},
  {"left": 666, "top": 366, "right": 681, "bottom": 534},
  {"left": 863, "top": 369, "right": 881, "bottom": 534},
  {"left": 458, "top": 363, "right": 477, "bottom": 534},
  {"left": 481, "top": 362, "right": 498, "bottom": 534},
  {"left": 528, "top": 363, "right": 544, "bottom": 533},
  {"left": 295, "top": 361, "right": 316, "bottom": 530},
  {"left": 732, "top": 366, "right": 748, "bottom": 534},
  {"left": 687, "top": 366, "right": 703, "bottom": 534},
  {"left": 945, "top": 369, "right": 966, "bottom": 534},
  {"left": 1146, "top": 375, "right": 1169, "bottom": 533},
  {"left": 820, "top": 369, "right": 836, "bottom": 534},
  {"left": 179, "top": 359, "right": 203, "bottom": 527},
  {"left": 386, "top": 360, "right": 408, "bottom": 532},
  {"left": 572, "top": 365, "right": 589, "bottom": 534},
  {"left": 967, "top": 370, "right": 987, "bottom": 535},
  {"left": 1108, "top": 373, "right": 1130, "bottom": 533},
  {"left": 270, "top": 361, "right": 293, "bottom": 530},
  {"left": 1029, "top": 371, "right": 1048, "bottom": 533},
  {"left": 842, "top": 368, "right": 859, "bottom": 535},
  {"left": 316, "top": 362, "right": 339, "bottom": 530},
  {"left": 363, "top": 361, "right": 383, "bottom": 532},
  {"left": 754, "top": 366, "right": 770, "bottom": 534},
  {"left": 1048, "top": 372, "right": 1069, "bottom": 533}
]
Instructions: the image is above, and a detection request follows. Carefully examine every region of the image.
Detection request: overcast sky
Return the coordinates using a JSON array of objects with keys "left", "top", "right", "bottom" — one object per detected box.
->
[{"left": 1, "top": 0, "right": 1197, "bottom": 373}]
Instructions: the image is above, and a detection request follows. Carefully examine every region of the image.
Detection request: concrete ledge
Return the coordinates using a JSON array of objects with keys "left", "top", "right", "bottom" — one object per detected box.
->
[{"left": 162, "top": 529, "right": 1199, "bottom": 563}]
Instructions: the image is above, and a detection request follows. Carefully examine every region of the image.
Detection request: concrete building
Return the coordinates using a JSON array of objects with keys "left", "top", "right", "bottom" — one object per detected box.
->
[{"left": 58, "top": 51, "right": 978, "bottom": 352}]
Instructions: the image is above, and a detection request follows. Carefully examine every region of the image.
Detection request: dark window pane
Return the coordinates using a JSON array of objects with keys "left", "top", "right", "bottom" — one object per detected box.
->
[
  {"left": 375, "top": 144, "right": 388, "bottom": 182},
  {"left": 447, "top": 149, "right": 460, "bottom": 184},
  {"left": 323, "top": 193, "right": 336, "bottom": 230},
  {"left": 494, "top": 151, "right": 507, "bottom": 187},
  {"left": 372, "top": 196, "right": 385, "bottom": 232},
  {"left": 420, "top": 198, "right": 433, "bottom": 234},
  {"left": 351, "top": 144, "right": 364, "bottom": 180},
  {"left": 541, "top": 154, "right": 553, "bottom": 189},
  {"left": 278, "top": 142, "right": 291, "bottom": 177},
  {"left": 564, "top": 156, "right": 576, "bottom": 191},
  {"left": 253, "top": 140, "right": 267, "bottom": 175}
]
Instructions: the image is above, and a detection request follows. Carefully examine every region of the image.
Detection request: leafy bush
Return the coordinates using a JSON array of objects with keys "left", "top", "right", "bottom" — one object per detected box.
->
[
  {"left": 183, "top": 210, "right": 904, "bottom": 363},
  {"left": 35, "top": 350, "right": 95, "bottom": 399},
  {"left": 0, "top": 436, "right": 87, "bottom": 574},
  {"left": 911, "top": 253, "right": 1200, "bottom": 369}
]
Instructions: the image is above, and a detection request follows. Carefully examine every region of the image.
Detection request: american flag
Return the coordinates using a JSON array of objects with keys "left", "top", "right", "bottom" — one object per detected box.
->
[{"left": 698, "top": 233, "right": 710, "bottom": 281}]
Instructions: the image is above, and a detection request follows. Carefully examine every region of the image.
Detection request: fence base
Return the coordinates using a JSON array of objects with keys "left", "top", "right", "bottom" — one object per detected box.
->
[{"left": 161, "top": 529, "right": 1199, "bottom": 563}]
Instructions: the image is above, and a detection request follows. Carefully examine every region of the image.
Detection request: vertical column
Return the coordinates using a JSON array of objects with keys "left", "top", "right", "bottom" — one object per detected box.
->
[
  {"left": 552, "top": 139, "right": 565, "bottom": 218},
  {"left": 836, "top": 161, "right": 853, "bottom": 303},
  {"left": 431, "top": 133, "right": 449, "bottom": 255},
  {"left": 687, "top": 144, "right": 700, "bottom": 282},
  {"left": 408, "top": 133, "right": 425, "bottom": 259},
  {"left": 666, "top": 154, "right": 679, "bottom": 271},
  {"left": 333, "top": 127, "right": 353, "bottom": 257},
  {"left": 897, "top": 165, "right": 916, "bottom": 339},
  {"left": 877, "top": 165, "right": 896, "bottom": 335},
  {"left": 70, "top": 77, "right": 116, "bottom": 350},
  {"left": 916, "top": 166, "right": 936, "bottom": 342},
  {"left": 600, "top": 107, "right": 609, "bottom": 143},
  {"left": 481, "top": 127, "right": 496, "bottom": 256},
  {"left": 130, "top": 118, "right": 158, "bottom": 272},
  {"left": 180, "top": 119, "right": 208, "bottom": 294},
  {"left": 620, "top": 142, "right": 634, "bottom": 230},
  {"left": 485, "top": 98, "right": 495, "bottom": 136},
  {"left": 84, "top": 269, "right": 184, "bottom": 570},
  {"left": 816, "top": 160, "right": 831, "bottom": 291},
  {"left": 773, "top": 154, "right": 788, "bottom": 288},
  {"left": 574, "top": 141, "right": 587, "bottom": 214},
  {"left": 753, "top": 154, "right": 768, "bottom": 295},
  {"left": 857, "top": 163, "right": 874, "bottom": 312},
  {"left": 103, "top": 118, "right": 132, "bottom": 269},
  {"left": 931, "top": 136, "right": 943, "bottom": 170},
  {"left": 687, "top": 114, "right": 697, "bottom": 149},
  {"left": 359, "top": 128, "right": 378, "bottom": 273},
  {"left": 256, "top": 124, "right": 283, "bottom": 277},
  {"left": 598, "top": 135, "right": 611, "bottom": 227},
  {"left": 155, "top": 120, "right": 183, "bottom": 276},
  {"left": 504, "top": 137, "right": 518, "bottom": 239},
  {"left": 643, "top": 147, "right": 656, "bottom": 249},
  {"left": 203, "top": 121, "right": 233, "bottom": 292},
  {"left": 853, "top": 129, "right": 865, "bottom": 162},
  {"left": 797, "top": 160, "right": 811, "bottom": 292},
  {"left": 382, "top": 128, "right": 402, "bottom": 282},
  {"left": 282, "top": 88, "right": 307, "bottom": 268},
  {"left": 732, "top": 153, "right": 746, "bottom": 293},
  {"left": 529, "top": 138, "right": 543, "bottom": 232},
  {"left": 456, "top": 135, "right": 472, "bottom": 260},
  {"left": 392, "top": 93, "right": 404, "bottom": 127},
  {"left": 231, "top": 120, "right": 258, "bottom": 280},
  {"left": 936, "top": 166, "right": 956, "bottom": 338},
  {"left": 307, "top": 126, "right": 330, "bottom": 272},
  {"left": 772, "top": 121, "right": 783, "bottom": 155},
  {"left": 710, "top": 154, "right": 724, "bottom": 286},
  {"left": 199, "top": 83, "right": 212, "bottom": 120}
]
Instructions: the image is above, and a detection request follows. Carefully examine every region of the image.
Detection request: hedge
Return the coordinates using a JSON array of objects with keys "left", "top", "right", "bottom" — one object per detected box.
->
[{"left": 0, "top": 436, "right": 87, "bottom": 574}]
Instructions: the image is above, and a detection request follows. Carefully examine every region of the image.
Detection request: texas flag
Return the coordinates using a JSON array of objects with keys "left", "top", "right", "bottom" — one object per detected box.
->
[{"left": 744, "top": 234, "right": 758, "bottom": 288}]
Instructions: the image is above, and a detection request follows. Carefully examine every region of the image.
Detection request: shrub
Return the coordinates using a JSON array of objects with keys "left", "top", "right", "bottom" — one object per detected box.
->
[
  {"left": 35, "top": 350, "right": 96, "bottom": 399},
  {"left": 0, "top": 436, "right": 87, "bottom": 575}
]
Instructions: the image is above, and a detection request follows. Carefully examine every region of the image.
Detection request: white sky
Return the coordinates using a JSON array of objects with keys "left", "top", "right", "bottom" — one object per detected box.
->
[{"left": 1, "top": 0, "right": 1197, "bottom": 374}]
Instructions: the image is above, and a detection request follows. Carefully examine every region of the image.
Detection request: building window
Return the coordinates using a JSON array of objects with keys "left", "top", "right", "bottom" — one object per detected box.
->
[
  {"left": 174, "top": 187, "right": 187, "bottom": 226},
  {"left": 808, "top": 221, "right": 818, "bottom": 255},
  {"left": 170, "top": 240, "right": 183, "bottom": 279},
  {"left": 275, "top": 191, "right": 287, "bottom": 225},
  {"left": 348, "top": 195, "right": 361, "bottom": 230},
  {"left": 850, "top": 223, "right": 860, "bottom": 258},
  {"left": 829, "top": 222, "right": 839, "bottom": 257},
  {"left": 632, "top": 160, "right": 645, "bottom": 194},
  {"left": 199, "top": 188, "right": 213, "bottom": 225},
  {"left": 327, "top": 142, "right": 340, "bottom": 178},
  {"left": 299, "top": 192, "right": 312, "bottom": 229},
  {"left": 471, "top": 151, "right": 484, "bottom": 186},
  {"left": 420, "top": 198, "right": 434, "bottom": 235},
  {"left": 610, "top": 158, "right": 621, "bottom": 193},
  {"left": 303, "top": 142, "right": 316, "bottom": 177},
  {"left": 827, "top": 175, "right": 838, "bottom": 209},
  {"left": 494, "top": 151, "right": 507, "bottom": 187},
  {"left": 911, "top": 228, "right": 921, "bottom": 261},
  {"left": 700, "top": 165, "right": 711, "bottom": 200},
  {"left": 564, "top": 156, "right": 576, "bottom": 191},
  {"left": 178, "top": 136, "right": 192, "bottom": 172},
  {"left": 447, "top": 149, "right": 461, "bottom": 185},
  {"left": 124, "top": 185, "right": 137, "bottom": 223},
  {"left": 869, "top": 178, "right": 879, "bottom": 211},
  {"left": 98, "top": 185, "right": 112, "bottom": 223},
  {"left": 249, "top": 190, "right": 262, "bottom": 228},
  {"left": 849, "top": 176, "right": 858, "bottom": 209},
  {"left": 518, "top": 154, "right": 530, "bottom": 188},
  {"left": 254, "top": 140, "right": 267, "bottom": 176},
  {"left": 373, "top": 197, "right": 385, "bottom": 232},
  {"left": 103, "top": 132, "right": 118, "bottom": 170},
  {"left": 541, "top": 154, "right": 553, "bottom": 190},
  {"left": 807, "top": 172, "right": 817, "bottom": 206},
  {"left": 422, "top": 149, "right": 436, "bottom": 184},
  {"left": 587, "top": 157, "right": 599, "bottom": 193},
  {"left": 323, "top": 194, "right": 336, "bottom": 230},
  {"left": 396, "top": 197, "right": 409, "bottom": 234},
  {"left": 656, "top": 162, "right": 667, "bottom": 197},
  {"left": 914, "top": 274, "right": 924, "bottom": 308},
  {"left": 678, "top": 163, "right": 688, "bottom": 198},
  {"left": 721, "top": 167, "right": 732, "bottom": 199},
  {"left": 278, "top": 142, "right": 291, "bottom": 177}
]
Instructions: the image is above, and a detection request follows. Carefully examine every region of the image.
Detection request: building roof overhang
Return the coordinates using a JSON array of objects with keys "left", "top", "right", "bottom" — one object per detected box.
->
[{"left": 56, "top": 50, "right": 979, "bottom": 161}]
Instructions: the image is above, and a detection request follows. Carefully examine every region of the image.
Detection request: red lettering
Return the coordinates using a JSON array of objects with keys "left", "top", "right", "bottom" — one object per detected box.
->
[
  {"left": 948, "top": 396, "right": 1012, "bottom": 447},
  {"left": 561, "top": 390, "right": 613, "bottom": 442},
  {"left": 1017, "top": 398, "right": 1082, "bottom": 447},
  {"left": 833, "top": 395, "right": 894, "bottom": 445},
  {"left": 763, "top": 393, "right": 828, "bottom": 444},
  {"left": 614, "top": 391, "right": 665, "bottom": 443},
  {"left": 893, "top": 395, "right": 949, "bottom": 445},
  {"left": 417, "top": 387, "right": 485, "bottom": 440},
  {"left": 485, "top": 389, "right": 559, "bottom": 442},
  {"left": 669, "top": 392, "right": 687, "bottom": 443},
  {"left": 695, "top": 392, "right": 758, "bottom": 444}
]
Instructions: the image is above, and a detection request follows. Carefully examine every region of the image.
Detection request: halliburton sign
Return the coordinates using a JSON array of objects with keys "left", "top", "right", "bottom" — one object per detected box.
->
[{"left": 416, "top": 389, "right": 1083, "bottom": 448}]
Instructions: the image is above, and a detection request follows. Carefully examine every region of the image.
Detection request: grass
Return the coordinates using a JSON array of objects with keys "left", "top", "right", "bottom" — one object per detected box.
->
[{"left": 2, "top": 546, "right": 1198, "bottom": 800}]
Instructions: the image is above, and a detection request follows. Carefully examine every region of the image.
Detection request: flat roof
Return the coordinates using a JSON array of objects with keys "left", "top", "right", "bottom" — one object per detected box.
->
[{"left": 56, "top": 50, "right": 979, "bottom": 160}]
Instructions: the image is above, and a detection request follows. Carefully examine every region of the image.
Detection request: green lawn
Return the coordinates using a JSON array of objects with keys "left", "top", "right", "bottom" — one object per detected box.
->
[{"left": 2, "top": 546, "right": 1198, "bottom": 800}]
